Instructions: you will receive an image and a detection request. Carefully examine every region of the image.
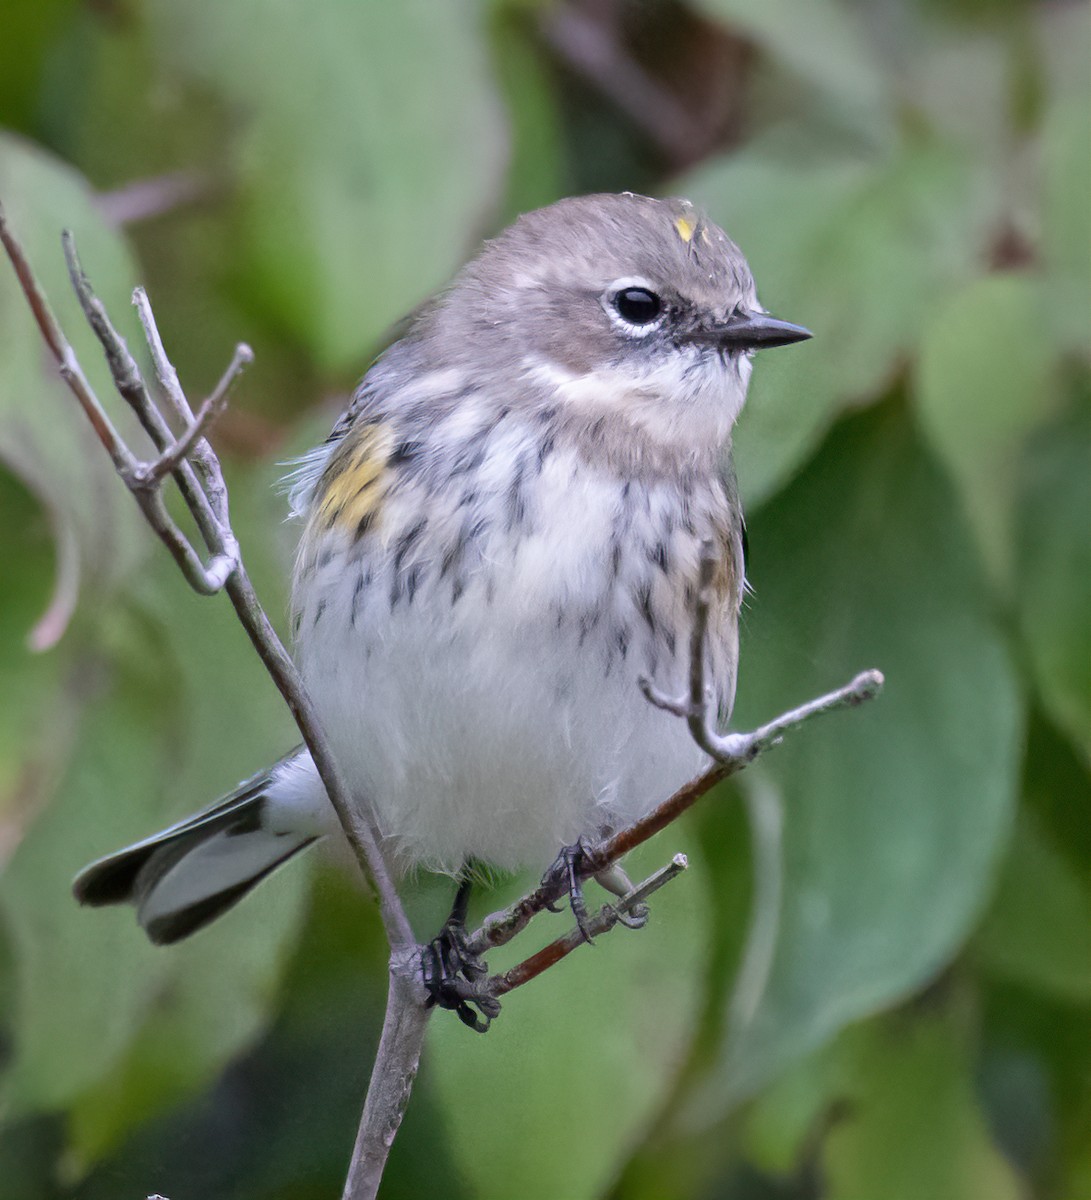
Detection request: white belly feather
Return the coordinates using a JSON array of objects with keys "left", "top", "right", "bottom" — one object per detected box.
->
[{"left": 290, "top": 441, "right": 735, "bottom": 875}]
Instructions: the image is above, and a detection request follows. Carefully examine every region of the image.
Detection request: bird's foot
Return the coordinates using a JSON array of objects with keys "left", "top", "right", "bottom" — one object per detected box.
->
[
  {"left": 421, "top": 913, "right": 499, "bottom": 1033},
  {"left": 541, "top": 837, "right": 602, "bottom": 943}
]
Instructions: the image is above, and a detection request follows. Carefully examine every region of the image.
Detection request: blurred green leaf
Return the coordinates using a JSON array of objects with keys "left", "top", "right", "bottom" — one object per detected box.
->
[
  {"left": 0, "top": 470, "right": 65, "bottom": 821},
  {"left": 1037, "top": 4, "right": 1091, "bottom": 356},
  {"left": 0, "top": 0, "right": 78, "bottom": 135},
  {"left": 980, "top": 962, "right": 1091, "bottom": 1197},
  {"left": 429, "top": 839, "right": 709, "bottom": 1200},
  {"left": 687, "top": 135, "right": 989, "bottom": 503},
  {"left": 974, "top": 807, "right": 1091, "bottom": 1003},
  {"left": 0, "top": 133, "right": 147, "bottom": 648},
  {"left": 742, "top": 1005, "right": 1025, "bottom": 1199},
  {"left": 0, "top": 457, "right": 308, "bottom": 1144},
  {"left": 694, "top": 401, "right": 1022, "bottom": 1112},
  {"left": 0, "top": 618, "right": 177, "bottom": 1114},
  {"left": 146, "top": 0, "right": 507, "bottom": 372},
  {"left": 1041, "top": 98, "right": 1091, "bottom": 357},
  {"left": 65, "top": 861, "right": 307, "bottom": 1173},
  {"left": 59, "top": 464, "right": 309, "bottom": 1166},
  {"left": 490, "top": 10, "right": 565, "bottom": 221},
  {"left": 739, "top": 1031, "right": 844, "bottom": 1177},
  {"left": 822, "top": 1013, "right": 1023, "bottom": 1200},
  {"left": 693, "top": 0, "right": 889, "bottom": 136},
  {"left": 914, "top": 271, "right": 1060, "bottom": 589},
  {"left": 1014, "top": 400, "right": 1091, "bottom": 762},
  {"left": 907, "top": 27, "right": 1015, "bottom": 172}
]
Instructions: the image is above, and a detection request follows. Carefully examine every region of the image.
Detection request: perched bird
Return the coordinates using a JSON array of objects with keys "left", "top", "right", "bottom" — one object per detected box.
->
[{"left": 73, "top": 193, "right": 810, "bottom": 970}]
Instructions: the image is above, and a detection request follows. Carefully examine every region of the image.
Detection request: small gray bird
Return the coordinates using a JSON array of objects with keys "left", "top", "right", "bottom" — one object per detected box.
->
[{"left": 74, "top": 193, "right": 810, "bottom": 962}]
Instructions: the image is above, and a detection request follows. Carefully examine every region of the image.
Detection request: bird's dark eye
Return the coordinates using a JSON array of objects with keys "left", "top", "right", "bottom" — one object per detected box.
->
[{"left": 613, "top": 287, "right": 662, "bottom": 325}]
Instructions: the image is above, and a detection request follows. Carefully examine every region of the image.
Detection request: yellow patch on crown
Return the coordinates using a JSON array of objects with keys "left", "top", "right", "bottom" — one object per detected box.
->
[
  {"left": 311, "top": 422, "right": 395, "bottom": 537},
  {"left": 674, "top": 215, "right": 696, "bottom": 243}
]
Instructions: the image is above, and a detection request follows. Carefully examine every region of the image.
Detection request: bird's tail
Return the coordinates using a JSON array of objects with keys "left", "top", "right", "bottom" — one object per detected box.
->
[{"left": 73, "top": 752, "right": 323, "bottom": 944}]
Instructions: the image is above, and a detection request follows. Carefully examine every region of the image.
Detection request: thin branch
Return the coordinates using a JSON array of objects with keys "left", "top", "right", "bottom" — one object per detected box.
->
[
  {"left": 26, "top": 490, "right": 81, "bottom": 651},
  {"left": 0, "top": 214, "right": 137, "bottom": 474},
  {"left": 490, "top": 854, "right": 688, "bottom": 997},
  {"left": 541, "top": 5, "right": 707, "bottom": 167},
  {"left": 463, "top": 669, "right": 878, "bottom": 964},
  {"left": 56, "top": 231, "right": 415, "bottom": 951},
  {"left": 96, "top": 169, "right": 215, "bottom": 227},
  {"left": 341, "top": 952, "right": 430, "bottom": 1200},
  {"left": 137, "top": 343, "right": 253, "bottom": 486},
  {"left": 3, "top": 214, "right": 424, "bottom": 1198}
]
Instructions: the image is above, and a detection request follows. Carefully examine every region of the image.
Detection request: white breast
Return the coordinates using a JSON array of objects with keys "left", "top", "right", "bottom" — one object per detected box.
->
[{"left": 292, "top": 433, "right": 735, "bottom": 876}]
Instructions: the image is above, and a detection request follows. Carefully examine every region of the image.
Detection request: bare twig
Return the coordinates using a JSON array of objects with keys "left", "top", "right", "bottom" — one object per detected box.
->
[
  {"left": 0, "top": 207, "right": 420, "bottom": 1200},
  {"left": 491, "top": 854, "right": 687, "bottom": 996},
  {"left": 96, "top": 169, "right": 215, "bottom": 227},
  {"left": 342, "top": 952, "right": 431, "bottom": 1200},
  {"left": 541, "top": 5, "right": 706, "bottom": 166},
  {"left": 137, "top": 343, "right": 253, "bottom": 486}
]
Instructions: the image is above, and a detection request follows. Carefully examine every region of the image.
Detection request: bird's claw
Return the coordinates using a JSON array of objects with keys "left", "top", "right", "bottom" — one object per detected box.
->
[
  {"left": 541, "top": 838, "right": 600, "bottom": 944},
  {"left": 615, "top": 902, "right": 649, "bottom": 930},
  {"left": 421, "top": 918, "right": 498, "bottom": 1032}
]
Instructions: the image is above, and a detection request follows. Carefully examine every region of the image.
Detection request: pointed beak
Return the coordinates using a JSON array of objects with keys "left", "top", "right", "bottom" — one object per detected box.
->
[{"left": 687, "top": 310, "right": 813, "bottom": 352}]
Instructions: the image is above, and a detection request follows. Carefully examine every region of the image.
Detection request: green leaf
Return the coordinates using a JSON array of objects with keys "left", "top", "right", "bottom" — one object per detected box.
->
[
  {"left": 60, "top": 467, "right": 308, "bottom": 1165},
  {"left": 429, "top": 838, "right": 710, "bottom": 1200},
  {"left": 0, "top": 464, "right": 307, "bottom": 1142},
  {"left": 0, "top": 470, "right": 65, "bottom": 820},
  {"left": 974, "top": 808, "right": 1091, "bottom": 1003},
  {"left": 1014, "top": 401, "right": 1091, "bottom": 762},
  {"left": 692, "top": 0, "right": 888, "bottom": 135},
  {"left": 914, "top": 271, "right": 1061, "bottom": 590},
  {"left": 65, "top": 864, "right": 307, "bottom": 1174},
  {"left": 694, "top": 401, "right": 1022, "bottom": 1113},
  {"left": 0, "top": 620, "right": 178, "bottom": 1114},
  {"left": 1041, "top": 99, "right": 1091, "bottom": 359},
  {"left": 685, "top": 136, "right": 989, "bottom": 503},
  {"left": 146, "top": 0, "right": 507, "bottom": 371},
  {"left": 489, "top": 9, "right": 565, "bottom": 222},
  {"left": 1036, "top": 4, "right": 1091, "bottom": 356},
  {"left": 0, "top": 0, "right": 78, "bottom": 135},
  {"left": 822, "top": 1014, "right": 1023, "bottom": 1200},
  {"left": 0, "top": 133, "right": 147, "bottom": 648},
  {"left": 742, "top": 1006, "right": 1026, "bottom": 1199}
]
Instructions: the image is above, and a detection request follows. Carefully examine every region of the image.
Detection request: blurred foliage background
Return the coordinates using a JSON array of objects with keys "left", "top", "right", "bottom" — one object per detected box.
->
[{"left": 0, "top": 0, "right": 1088, "bottom": 1197}]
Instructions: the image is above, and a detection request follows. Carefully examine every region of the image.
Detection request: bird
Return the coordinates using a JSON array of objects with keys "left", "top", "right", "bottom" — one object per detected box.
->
[{"left": 73, "top": 192, "right": 810, "bottom": 986}]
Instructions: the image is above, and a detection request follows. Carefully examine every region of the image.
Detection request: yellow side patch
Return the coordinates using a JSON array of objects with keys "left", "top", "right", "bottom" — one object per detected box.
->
[
  {"left": 312, "top": 422, "right": 395, "bottom": 536},
  {"left": 674, "top": 215, "right": 696, "bottom": 243}
]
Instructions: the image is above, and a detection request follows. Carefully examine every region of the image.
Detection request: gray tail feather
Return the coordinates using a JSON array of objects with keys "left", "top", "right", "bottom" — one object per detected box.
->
[{"left": 73, "top": 757, "right": 316, "bottom": 945}]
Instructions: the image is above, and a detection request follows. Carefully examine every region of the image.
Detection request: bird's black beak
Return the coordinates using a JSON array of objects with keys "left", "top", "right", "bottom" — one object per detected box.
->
[{"left": 688, "top": 311, "right": 812, "bottom": 352}]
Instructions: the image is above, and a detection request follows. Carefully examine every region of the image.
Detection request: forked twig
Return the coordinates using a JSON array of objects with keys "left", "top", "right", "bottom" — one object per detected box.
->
[{"left": 0, "top": 208, "right": 417, "bottom": 1200}]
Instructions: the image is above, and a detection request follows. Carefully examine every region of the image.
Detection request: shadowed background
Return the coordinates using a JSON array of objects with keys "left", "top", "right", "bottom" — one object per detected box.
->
[{"left": 0, "top": 1, "right": 1088, "bottom": 1197}]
